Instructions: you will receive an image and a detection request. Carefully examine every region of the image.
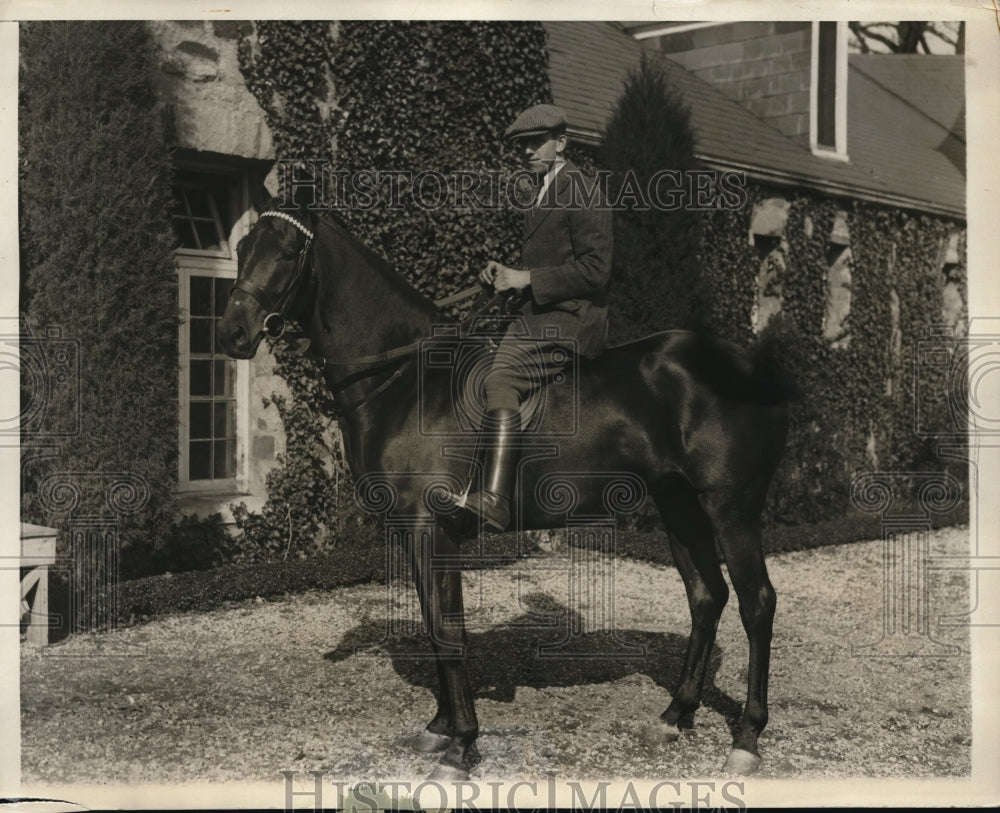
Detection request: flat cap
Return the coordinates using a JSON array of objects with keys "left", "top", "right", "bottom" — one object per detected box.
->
[{"left": 503, "top": 104, "right": 568, "bottom": 140}]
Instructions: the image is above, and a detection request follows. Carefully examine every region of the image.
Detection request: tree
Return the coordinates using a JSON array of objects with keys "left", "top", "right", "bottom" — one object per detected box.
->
[
  {"left": 601, "top": 55, "right": 705, "bottom": 343},
  {"left": 848, "top": 21, "right": 965, "bottom": 54}
]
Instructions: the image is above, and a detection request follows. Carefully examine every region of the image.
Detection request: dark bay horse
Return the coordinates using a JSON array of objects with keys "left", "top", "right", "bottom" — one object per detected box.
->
[{"left": 218, "top": 205, "right": 791, "bottom": 779}]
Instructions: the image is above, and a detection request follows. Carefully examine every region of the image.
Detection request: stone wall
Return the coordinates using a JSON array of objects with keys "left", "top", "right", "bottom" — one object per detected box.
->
[{"left": 149, "top": 20, "right": 273, "bottom": 160}]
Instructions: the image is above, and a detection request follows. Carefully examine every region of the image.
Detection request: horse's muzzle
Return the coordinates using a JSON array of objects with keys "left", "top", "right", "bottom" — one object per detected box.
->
[{"left": 216, "top": 316, "right": 262, "bottom": 360}]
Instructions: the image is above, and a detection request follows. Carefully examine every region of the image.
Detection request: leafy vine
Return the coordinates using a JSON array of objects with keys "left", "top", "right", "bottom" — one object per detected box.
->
[{"left": 234, "top": 21, "right": 551, "bottom": 557}]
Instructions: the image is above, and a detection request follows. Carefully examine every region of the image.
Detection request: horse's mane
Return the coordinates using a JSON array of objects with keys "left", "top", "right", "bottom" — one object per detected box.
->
[{"left": 316, "top": 211, "right": 439, "bottom": 317}]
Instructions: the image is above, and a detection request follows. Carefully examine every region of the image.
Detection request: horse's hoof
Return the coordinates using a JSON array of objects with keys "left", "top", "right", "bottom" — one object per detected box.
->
[
  {"left": 641, "top": 720, "right": 681, "bottom": 746},
  {"left": 409, "top": 730, "right": 452, "bottom": 754},
  {"left": 723, "top": 748, "right": 762, "bottom": 775},
  {"left": 427, "top": 762, "right": 470, "bottom": 782}
]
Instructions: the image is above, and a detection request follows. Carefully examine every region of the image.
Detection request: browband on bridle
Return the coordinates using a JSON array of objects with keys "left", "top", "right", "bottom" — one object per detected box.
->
[{"left": 257, "top": 210, "right": 315, "bottom": 240}]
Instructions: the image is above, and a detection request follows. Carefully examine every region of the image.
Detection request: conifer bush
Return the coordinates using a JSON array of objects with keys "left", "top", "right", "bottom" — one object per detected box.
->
[{"left": 601, "top": 56, "right": 706, "bottom": 343}]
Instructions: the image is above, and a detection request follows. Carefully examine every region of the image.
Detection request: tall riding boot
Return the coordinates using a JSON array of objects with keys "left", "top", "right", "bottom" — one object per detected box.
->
[{"left": 458, "top": 408, "right": 520, "bottom": 532}]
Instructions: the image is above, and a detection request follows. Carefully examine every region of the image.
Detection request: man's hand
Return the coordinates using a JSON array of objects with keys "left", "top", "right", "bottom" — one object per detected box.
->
[{"left": 481, "top": 260, "right": 531, "bottom": 292}]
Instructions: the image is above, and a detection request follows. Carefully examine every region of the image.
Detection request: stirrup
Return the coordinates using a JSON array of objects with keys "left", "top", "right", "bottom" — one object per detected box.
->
[{"left": 458, "top": 490, "right": 510, "bottom": 533}]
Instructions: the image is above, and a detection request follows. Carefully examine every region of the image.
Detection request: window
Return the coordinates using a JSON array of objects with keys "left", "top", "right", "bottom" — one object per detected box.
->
[
  {"left": 811, "top": 21, "right": 849, "bottom": 159},
  {"left": 172, "top": 172, "right": 236, "bottom": 255},
  {"left": 173, "top": 167, "right": 250, "bottom": 492},
  {"left": 185, "top": 275, "right": 237, "bottom": 481}
]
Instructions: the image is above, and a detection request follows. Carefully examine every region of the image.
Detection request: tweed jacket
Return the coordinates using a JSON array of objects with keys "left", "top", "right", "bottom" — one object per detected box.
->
[{"left": 517, "top": 160, "right": 613, "bottom": 359}]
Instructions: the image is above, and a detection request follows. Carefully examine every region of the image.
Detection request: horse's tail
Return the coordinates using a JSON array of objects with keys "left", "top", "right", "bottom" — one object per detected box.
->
[{"left": 749, "top": 323, "right": 800, "bottom": 405}]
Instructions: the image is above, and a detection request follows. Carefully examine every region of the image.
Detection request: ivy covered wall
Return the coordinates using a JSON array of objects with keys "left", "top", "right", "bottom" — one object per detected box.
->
[{"left": 697, "top": 185, "right": 966, "bottom": 524}]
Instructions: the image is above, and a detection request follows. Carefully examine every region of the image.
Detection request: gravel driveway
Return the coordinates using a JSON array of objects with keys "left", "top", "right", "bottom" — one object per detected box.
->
[{"left": 21, "top": 527, "right": 971, "bottom": 791}]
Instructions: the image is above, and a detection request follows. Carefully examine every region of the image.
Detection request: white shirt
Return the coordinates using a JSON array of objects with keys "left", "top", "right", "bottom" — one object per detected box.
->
[{"left": 535, "top": 160, "right": 566, "bottom": 207}]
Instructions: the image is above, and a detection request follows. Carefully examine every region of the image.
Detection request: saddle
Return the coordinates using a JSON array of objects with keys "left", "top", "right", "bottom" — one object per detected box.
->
[{"left": 422, "top": 303, "right": 578, "bottom": 434}]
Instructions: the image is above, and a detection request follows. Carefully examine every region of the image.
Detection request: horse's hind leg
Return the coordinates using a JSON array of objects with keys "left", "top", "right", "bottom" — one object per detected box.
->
[
  {"left": 700, "top": 489, "right": 776, "bottom": 775},
  {"left": 644, "top": 481, "right": 729, "bottom": 745},
  {"left": 408, "top": 523, "right": 480, "bottom": 780}
]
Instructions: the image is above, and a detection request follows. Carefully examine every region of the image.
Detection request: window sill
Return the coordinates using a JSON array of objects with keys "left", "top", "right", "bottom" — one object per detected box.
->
[
  {"left": 810, "top": 145, "right": 850, "bottom": 163},
  {"left": 176, "top": 490, "right": 264, "bottom": 524}
]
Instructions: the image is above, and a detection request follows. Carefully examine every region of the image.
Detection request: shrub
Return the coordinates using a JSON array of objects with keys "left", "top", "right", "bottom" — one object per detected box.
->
[
  {"left": 601, "top": 55, "right": 706, "bottom": 342},
  {"left": 20, "top": 22, "right": 180, "bottom": 582},
  {"left": 95, "top": 501, "right": 966, "bottom": 629}
]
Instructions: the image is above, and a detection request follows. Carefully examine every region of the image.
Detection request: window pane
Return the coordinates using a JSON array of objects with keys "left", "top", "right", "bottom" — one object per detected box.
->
[
  {"left": 172, "top": 173, "right": 234, "bottom": 256},
  {"left": 186, "top": 187, "right": 213, "bottom": 218},
  {"left": 190, "top": 402, "right": 212, "bottom": 439},
  {"left": 190, "top": 318, "right": 212, "bottom": 354},
  {"left": 214, "top": 277, "right": 233, "bottom": 316},
  {"left": 213, "top": 401, "right": 233, "bottom": 438},
  {"left": 214, "top": 360, "right": 234, "bottom": 396},
  {"left": 189, "top": 441, "right": 211, "bottom": 480},
  {"left": 190, "top": 277, "right": 212, "bottom": 317},
  {"left": 172, "top": 217, "right": 199, "bottom": 250},
  {"left": 817, "top": 21, "right": 838, "bottom": 148},
  {"left": 174, "top": 188, "right": 193, "bottom": 216},
  {"left": 195, "top": 221, "right": 223, "bottom": 253},
  {"left": 214, "top": 439, "right": 236, "bottom": 479},
  {"left": 190, "top": 360, "right": 212, "bottom": 396}
]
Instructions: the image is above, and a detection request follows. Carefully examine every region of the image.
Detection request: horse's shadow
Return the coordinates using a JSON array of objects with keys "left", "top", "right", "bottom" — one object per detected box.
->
[{"left": 324, "top": 591, "right": 743, "bottom": 732}]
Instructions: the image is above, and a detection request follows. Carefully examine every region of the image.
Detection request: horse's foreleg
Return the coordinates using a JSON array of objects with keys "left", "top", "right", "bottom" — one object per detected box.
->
[
  {"left": 702, "top": 491, "right": 776, "bottom": 775},
  {"left": 645, "top": 487, "right": 729, "bottom": 745},
  {"left": 409, "top": 524, "right": 480, "bottom": 779}
]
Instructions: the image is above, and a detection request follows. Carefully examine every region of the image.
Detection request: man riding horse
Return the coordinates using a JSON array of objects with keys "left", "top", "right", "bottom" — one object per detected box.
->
[
  {"left": 455, "top": 103, "right": 614, "bottom": 532},
  {"left": 218, "top": 101, "right": 789, "bottom": 777}
]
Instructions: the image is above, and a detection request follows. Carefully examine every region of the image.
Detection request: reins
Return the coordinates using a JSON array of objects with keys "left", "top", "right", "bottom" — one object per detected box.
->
[
  {"left": 242, "top": 211, "right": 510, "bottom": 417},
  {"left": 322, "top": 284, "right": 509, "bottom": 417}
]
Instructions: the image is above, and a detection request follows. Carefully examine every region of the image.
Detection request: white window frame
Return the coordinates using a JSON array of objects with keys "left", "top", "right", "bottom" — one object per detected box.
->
[
  {"left": 175, "top": 167, "right": 253, "bottom": 495},
  {"left": 810, "top": 20, "right": 849, "bottom": 161}
]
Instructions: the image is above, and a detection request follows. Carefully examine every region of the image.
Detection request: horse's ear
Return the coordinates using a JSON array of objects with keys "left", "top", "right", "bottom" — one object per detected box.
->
[
  {"left": 260, "top": 162, "right": 320, "bottom": 228},
  {"left": 289, "top": 183, "right": 319, "bottom": 230}
]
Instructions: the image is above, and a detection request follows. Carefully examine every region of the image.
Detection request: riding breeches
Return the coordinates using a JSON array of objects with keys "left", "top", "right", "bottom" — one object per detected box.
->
[{"left": 482, "top": 334, "right": 574, "bottom": 413}]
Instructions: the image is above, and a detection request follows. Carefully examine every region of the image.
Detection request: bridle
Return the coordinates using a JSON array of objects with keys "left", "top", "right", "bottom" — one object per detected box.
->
[{"left": 231, "top": 211, "right": 315, "bottom": 340}]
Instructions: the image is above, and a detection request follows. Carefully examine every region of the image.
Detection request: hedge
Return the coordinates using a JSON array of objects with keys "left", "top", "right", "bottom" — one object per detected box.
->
[
  {"left": 20, "top": 22, "right": 181, "bottom": 578},
  {"left": 65, "top": 500, "right": 966, "bottom": 634}
]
